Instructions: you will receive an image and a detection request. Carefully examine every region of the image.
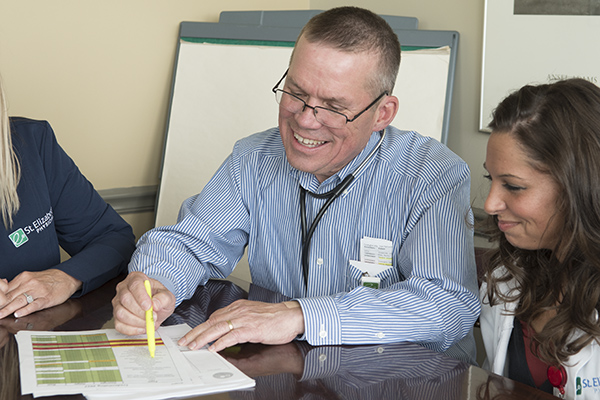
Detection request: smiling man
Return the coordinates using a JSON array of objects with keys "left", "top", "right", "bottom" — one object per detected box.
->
[{"left": 112, "top": 6, "right": 480, "bottom": 361}]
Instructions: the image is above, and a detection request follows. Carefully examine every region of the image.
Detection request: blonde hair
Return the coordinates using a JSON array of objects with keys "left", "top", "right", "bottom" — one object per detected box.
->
[{"left": 0, "top": 79, "right": 20, "bottom": 228}]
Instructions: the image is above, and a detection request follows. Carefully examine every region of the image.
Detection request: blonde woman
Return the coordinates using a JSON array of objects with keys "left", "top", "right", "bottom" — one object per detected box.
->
[{"left": 0, "top": 79, "right": 135, "bottom": 319}]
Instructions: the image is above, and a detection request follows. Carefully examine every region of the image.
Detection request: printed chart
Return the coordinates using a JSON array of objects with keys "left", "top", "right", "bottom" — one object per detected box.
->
[
  {"left": 31, "top": 333, "right": 165, "bottom": 386},
  {"left": 17, "top": 324, "right": 255, "bottom": 399}
]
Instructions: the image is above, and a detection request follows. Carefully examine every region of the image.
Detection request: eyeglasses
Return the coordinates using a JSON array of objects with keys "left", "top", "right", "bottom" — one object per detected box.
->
[{"left": 272, "top": 69, "right": 388, "bottom": 129}]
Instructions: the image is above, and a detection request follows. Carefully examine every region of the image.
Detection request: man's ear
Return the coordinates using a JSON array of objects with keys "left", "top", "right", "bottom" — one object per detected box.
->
[{"left": 372, "top": 95, "right": 399, "bottom": 132}]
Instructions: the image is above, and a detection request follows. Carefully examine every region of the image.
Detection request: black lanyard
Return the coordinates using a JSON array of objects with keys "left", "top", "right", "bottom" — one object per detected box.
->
[
  {"left": 298, "top": 129, "right": 386, "bottom": 288},
  {"left": 300, "top": 175, "right": 355, "bottom": 287}
]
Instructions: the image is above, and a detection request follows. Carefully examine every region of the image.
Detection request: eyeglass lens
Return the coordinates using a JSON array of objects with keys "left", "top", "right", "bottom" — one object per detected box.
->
[{"left": 275, "top": 90, "right": 347, "bottom": 128}]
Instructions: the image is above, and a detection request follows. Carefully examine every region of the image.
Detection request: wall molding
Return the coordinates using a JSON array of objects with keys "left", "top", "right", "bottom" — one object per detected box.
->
[{"left": 98, "top": 185, "right": 158, "bottom": 214}]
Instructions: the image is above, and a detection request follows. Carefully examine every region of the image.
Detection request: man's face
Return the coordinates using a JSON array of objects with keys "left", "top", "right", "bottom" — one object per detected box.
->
[{"left": 278, "top": 37, "right": 385, "bottom": 183}]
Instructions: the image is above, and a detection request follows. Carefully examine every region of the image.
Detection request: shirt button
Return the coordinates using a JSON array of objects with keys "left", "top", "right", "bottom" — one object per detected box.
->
[
  {"left": 377, "top": 347, "right": 384, "bottom": 354},
  {"left": 319, "top": 330, "right": 327, "bottom": 338},
  {"left": 319, "top": 354, "right": 327, "bottom": 362},
  {"left": 317, "top": 258, "right": 323, "bottom": 266},
  {"left": 376, "top": 332, "right": 385, "bottom": 339}
]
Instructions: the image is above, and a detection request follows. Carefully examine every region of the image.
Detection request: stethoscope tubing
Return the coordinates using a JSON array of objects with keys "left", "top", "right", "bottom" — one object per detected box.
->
[{"left": 299, "top": 129, "right": 386, "bottom": 288}]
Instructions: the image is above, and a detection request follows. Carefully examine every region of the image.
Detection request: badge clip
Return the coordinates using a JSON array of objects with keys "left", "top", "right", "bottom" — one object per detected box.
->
[{"left": 360, "top": 272, "right": 380, "bottom": 289}]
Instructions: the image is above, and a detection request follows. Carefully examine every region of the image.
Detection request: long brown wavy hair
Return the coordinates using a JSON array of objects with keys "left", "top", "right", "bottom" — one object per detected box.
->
[{"left": 483, "top": 78, "right": 600, "bottom": 366}]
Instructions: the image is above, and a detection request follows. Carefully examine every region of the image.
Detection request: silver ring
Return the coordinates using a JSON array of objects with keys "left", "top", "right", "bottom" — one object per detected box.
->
[
  {"left": 23, "top": 293, "right": 34, "bottom": 304},
  {"left": 226, "top": 320, "right": 234, "bottom": 331}
]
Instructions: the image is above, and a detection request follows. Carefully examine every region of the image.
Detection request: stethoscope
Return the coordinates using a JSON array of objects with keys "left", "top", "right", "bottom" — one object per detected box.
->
[{"left": 299, "top": 128, "right": 386, "bottom": 287}]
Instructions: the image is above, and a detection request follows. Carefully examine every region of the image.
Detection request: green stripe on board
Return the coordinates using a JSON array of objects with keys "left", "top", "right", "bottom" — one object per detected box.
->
[
  {"left": 181, "top": 38, "right": 437, "bottom": 52},
  {"left": 181, "top": 37, "right": 295, "bottom": 47},
  {"left": 402, "top": 46, "right": 435, "bottom": 51}
]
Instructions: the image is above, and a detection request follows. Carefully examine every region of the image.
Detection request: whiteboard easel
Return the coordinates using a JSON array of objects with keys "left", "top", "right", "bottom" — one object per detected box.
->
[{"left": 156, "top": 18, "right": 459, "bottom": 228}]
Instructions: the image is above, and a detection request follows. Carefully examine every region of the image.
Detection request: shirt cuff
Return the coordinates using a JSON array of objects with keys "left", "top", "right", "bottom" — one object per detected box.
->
[
  {"left": 295, "top": 296, "right": 342, "bottom": 345},
  {"left": 147, "top": 274, "right": 178, "bottom": 303}
]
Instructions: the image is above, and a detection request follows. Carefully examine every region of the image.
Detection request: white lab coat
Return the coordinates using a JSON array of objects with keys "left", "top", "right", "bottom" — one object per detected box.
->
[{"left": 480, "top": 273, "right": 600, "bottom": 399}]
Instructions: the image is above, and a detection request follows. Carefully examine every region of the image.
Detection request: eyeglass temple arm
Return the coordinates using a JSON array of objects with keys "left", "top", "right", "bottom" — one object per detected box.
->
[
  {"left": 347, "top": 91, "right": 389, "bottom": 123},
  {"left": 272, "top": 68, "right": 289, "bottom": 93}
]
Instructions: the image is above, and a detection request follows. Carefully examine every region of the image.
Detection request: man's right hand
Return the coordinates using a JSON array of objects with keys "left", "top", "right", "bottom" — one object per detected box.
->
[{"left": 112, "top": 271, "right": 176, "bottom": 335}]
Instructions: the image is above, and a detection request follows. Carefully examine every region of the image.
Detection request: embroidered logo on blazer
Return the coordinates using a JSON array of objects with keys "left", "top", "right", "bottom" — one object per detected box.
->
[{"left": 8, "top": 228, "right": 29, "bottom": 248}]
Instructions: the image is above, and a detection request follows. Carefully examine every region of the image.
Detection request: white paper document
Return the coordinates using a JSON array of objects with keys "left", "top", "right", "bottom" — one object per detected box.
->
[
  {"left": 16, "top": 323, "right": 255, "bottom": 399},
  {"left": 359, "top": 237, "right": 393, "bottom": 266}
]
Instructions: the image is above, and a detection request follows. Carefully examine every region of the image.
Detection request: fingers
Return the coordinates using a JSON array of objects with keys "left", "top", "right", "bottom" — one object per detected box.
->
[
  {"left": 0, "top": 269, "right": 75, "bottom": 318},
  {"left": 0, "top": 283, "right": 8, "bottom": 315},
  {"left": 112, "top": 272, "right": 175, "bottom": 336},
  {"left": 152, "top": 290, "right": 176, "bottom": 326},
  {"left": 179, "top": 318, "right": 237, "bottom": 351},
  {"left": 0, "top": 270, "right": 79, "bottom": 319},
  {"left": 178, "top": 300, "right": 305, "bottom": 353},
  {"left": 178, "top": 302, "right": 240, "bottom": 349},
  {"left": 112, "top": 272, "right": 151, "bottom": 335},
  {"left": 207, "top": 322, "right": 244, "bottom": 352},
  {"left": 0, "top": 291, "right": 42, "bottom": 319}
]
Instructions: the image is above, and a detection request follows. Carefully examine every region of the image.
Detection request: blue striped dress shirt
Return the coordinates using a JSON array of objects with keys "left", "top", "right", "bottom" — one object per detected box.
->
[{"left": 130, "top": 126, "right": 480, "bottom": 352}]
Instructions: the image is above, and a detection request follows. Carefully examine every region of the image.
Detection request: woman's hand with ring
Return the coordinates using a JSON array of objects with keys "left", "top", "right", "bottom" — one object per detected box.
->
[{"left": 0, "top": 269, "right": 82, "bottom": 319}]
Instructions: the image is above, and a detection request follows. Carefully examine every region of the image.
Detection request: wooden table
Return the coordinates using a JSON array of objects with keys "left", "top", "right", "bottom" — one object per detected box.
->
[{"left": 0, "top": 276, "right": 556, "bottom": 399}]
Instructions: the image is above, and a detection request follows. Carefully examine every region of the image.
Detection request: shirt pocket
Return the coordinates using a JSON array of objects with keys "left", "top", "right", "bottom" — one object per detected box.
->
[{"left": 345, "top": 262, "right": 402, "bottom": 291}]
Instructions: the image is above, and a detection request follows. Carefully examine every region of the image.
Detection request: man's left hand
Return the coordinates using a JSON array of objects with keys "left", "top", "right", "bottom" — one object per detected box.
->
[{"left": 178, "top": 300, "right": 304, "bottom": 352}]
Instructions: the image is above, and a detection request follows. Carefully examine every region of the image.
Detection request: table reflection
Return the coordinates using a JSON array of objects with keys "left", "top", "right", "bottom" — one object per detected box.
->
[
  {"left": 225, "top": 341, "right": 468, "bottom": 400},
  {"left": 0, "top": 277, "right": 556, "bottom": 400},
  {"left": 163, "top": 279, "right": 555, "bottom": 400},
  {"left": 164, "top": 280, "right": 468, "bottom": 399},
  {"left": 165, "top": 279, "right": 475, "bottom": 361}
]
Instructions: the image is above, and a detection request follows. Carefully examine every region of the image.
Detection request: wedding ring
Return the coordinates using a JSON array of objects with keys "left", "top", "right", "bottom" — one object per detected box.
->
[
  {"left": 23, "top": 293, "right": 34, "bottom": 304},
  {"left": 226, "top": 320, "right": 234, "bottom": 331}
]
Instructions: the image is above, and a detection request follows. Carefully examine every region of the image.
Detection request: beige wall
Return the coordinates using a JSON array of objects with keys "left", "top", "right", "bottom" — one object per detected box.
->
[
  {"left": 2, "top": 0, "right": 490, "bottom": 237},
  {"left": 0, "top": 1, "right": 308, "bottom": 238},
  {"left": 0, "top": 0, "right": 308, "bottom": 192},
  {"left": 312, "top": 0, "right": 490, "bottom": 210}
]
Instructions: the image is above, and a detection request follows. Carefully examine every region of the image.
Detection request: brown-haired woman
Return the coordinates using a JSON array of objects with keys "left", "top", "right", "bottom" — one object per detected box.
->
[{"left": 480, "top": 78, "right": 600, "bottom": 399}]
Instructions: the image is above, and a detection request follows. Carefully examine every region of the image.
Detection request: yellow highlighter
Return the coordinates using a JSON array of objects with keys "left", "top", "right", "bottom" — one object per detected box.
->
[{"left": 144, "top": 280, "right": 155, "bottom": 358}]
